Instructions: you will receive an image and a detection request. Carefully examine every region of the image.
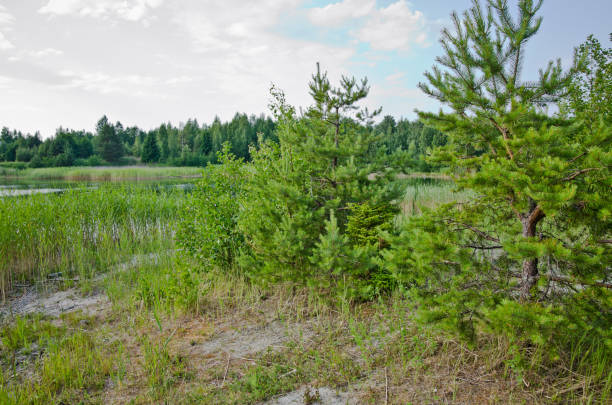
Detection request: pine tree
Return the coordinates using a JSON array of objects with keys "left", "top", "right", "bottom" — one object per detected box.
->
[
  {"left": 386, "top": 0, "right": 611, "bottom": 344},
  {"left": 141, "top": 131, "right": 160, "bottom": 163},
  {"left": 158, "top": 124, "right": 170, "bottom": 163},
  {"left": 236, "top": 65, "right": 401, "bottom": 296},
  {"left": 97, "top": 118, "right": 123, "bottom": 163}
]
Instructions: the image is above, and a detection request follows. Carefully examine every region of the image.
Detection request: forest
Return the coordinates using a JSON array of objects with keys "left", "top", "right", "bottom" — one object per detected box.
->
[{"left": 0, "top": 113, "right": 445, "bottom": 171}]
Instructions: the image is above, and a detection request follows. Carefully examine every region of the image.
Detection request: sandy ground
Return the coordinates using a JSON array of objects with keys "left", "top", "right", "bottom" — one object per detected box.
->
[{"left": 263, "top": 386, "right": 355, "bottom": 405}]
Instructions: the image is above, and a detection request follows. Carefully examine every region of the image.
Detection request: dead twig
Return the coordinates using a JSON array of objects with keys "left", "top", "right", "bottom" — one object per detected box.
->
[
  {"left": 385, "top": 367, "right": 389, "bottom": 405},
  {"left": 221, "top": 352, "right": 230, "bottom": 388}
]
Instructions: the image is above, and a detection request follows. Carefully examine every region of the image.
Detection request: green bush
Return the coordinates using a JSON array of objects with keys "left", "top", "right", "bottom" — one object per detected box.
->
[
  {"left": 177, "top": 144, "right": 247, "bottom": 272},
  {"left": 346, "top": 201, "right": 396, "bottom": 247}
]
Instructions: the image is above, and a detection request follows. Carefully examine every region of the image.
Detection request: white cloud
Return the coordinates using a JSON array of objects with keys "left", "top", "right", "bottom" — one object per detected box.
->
[
  {"left": 0, "top": 5, "right": 15, "bottom": 51},
  {"left": 56, "top": 69, "right": 195, "bottom": 98},
  {"left": 39, "top": 0, "right": 163, "bottom": 22},
  {"left": 0, "top": 31, "right": 13, "bottom": 50},
  {"left": 173, "top": 0, "right": 355, "bottom": 108},
  {"left": 4, "top": 0, "right": 433, "bottom": 136},
  {"left": 385, "top": 72, "right": 405, "bottom": 82},
  {"left": 356, "top": 1, "right": 427, "bottom": 51},
  {"left": 59, "top": 70, "right": 151, "bottom": 95},
  {"left": 5, "top": 48, "right": 64, "bottom": 62},
  {"left": 307, "top": 0, "right": 375, "bottom": 27},
  {"left": 308, "top": 0, "right": 428, "bottom": 52},
  {"left": 0, "top": 5, "right": 15, "bottom": 26},
  {"left": 0, "top": 75, "right": 12, "bottom": 89},
  {"left": 30, "top": 48, "right": 64, "bottom": 58}
]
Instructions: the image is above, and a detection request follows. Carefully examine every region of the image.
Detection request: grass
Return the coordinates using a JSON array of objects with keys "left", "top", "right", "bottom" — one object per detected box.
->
[
  {"left": 0, "top": 167, "right": 19, "bottom": 177},
  {"left": 398, "top": 178, "right": 472, "bottom": 217},
  {"left": 1, "top": 253, "right": 609, "bottom": 403},
  {"left": 0, "top": 184, "right": 188, "bottom": 299},
  {"left": 0, "top": 179, "right": 609, "bottom": 404},
  {"left": 1, "top": 166, "right": 203, "bottom": 181},
  {"left": 1, "top": 321, "right": 121, "bottom": 404}
]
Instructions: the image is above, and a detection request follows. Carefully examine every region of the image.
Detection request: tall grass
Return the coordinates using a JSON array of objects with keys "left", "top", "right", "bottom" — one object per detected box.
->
[
  {"left": 2, "top": 166, "right": 203, "bottom": 181},
  {"left": 398, "top": 178, "right": 472, "bottom": 217},
  {"left": 0, "top": 168, "right": 19, "bottom": 177},
  {"left": 0, "top": 185, "right": 188, "bottom": 299}
]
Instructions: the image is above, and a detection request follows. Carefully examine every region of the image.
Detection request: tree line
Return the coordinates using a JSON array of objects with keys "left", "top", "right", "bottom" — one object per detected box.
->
[
  {"left": 1, "top": 113, "right": 446, "bottom": 170},
  {"left": 0, "top": 114, "right": 275, "bottom": 168}
]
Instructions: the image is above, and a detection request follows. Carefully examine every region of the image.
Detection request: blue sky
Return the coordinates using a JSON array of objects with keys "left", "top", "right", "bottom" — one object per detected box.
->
[{"left": 0, "top": 0, "right": 610, "bottom": 137}]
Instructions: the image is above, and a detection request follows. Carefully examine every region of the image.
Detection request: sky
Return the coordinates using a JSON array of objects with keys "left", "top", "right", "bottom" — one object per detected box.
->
[{"left": 0, "top": 0, "right": 610, "bottom": 137}]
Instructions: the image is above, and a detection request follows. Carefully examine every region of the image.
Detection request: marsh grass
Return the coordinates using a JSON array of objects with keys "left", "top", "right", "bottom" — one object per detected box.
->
[
  {"left": 2, "top": 166, "right": 203, "bottom": 181},
  {"left": 398, "top": 178, "right": 473, "bottom": 218},
  {"left": 0, "top": 185, "right": 187, "bottom": 299}
]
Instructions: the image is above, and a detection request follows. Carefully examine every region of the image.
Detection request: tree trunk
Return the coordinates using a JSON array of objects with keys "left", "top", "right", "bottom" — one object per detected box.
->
[
  {"left": 332, "top": 106, "right": 339, "bottom": 169},
  {"left": 519, "top": 200, "right": 545, "bottom": 302}
]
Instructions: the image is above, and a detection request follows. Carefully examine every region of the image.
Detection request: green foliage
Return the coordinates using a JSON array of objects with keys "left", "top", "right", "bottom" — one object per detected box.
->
[
  {"left": 141, "top": 131, "right": 160, "bottom": 163},
  {"left": 8, "top": 165, "right": 201, "bottom": 181},
  {"left": 0, "top": 185, "right": 186, "bottom": 295},
  {"left": 0, "top": 315, "right": 65, "bottom": 366},
  {"left": 309, "top": 210, "right": 388, "bottom": 298},
  {"left": 374, "top": 116, "right": 447, "bottom": 172},
  {"left": 158, "top": 124, "right": 170, "bottom": 162},
  {"left": 235, "top": 66, "right": 401, "bottom": 297},
  {"left": 96, "top": 116, "right": 123, "bottom": 163},
  {"left": 1, "top": 113, "right": 275, "bottom": 167},
  {"left": 177, "top": 144, "right": 246, "bottom": 271},
  {"left": 0, "top": 330, "right": 118, "bottom": 404},
  {"left": 141, "top": 335, "right": 187, "bottom": 398},
  {"left": 561, "top": 34, "right": 612, "bottom": 124},
  {"left": 346, "top": 201, "right": 396, "bottom": 247},
  {"left": 384, "top": 0, "right": 611, "bottom": 376}
]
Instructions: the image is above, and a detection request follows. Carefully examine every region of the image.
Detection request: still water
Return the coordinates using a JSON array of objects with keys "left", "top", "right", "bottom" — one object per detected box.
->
[{"left": 0, "top": 178, "right": 196, "bottom": 197}]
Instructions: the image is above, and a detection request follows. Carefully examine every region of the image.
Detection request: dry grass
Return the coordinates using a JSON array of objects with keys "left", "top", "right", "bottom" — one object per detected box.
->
[{"left": 2, "top": 257, "right": 608, "bottom": 404}]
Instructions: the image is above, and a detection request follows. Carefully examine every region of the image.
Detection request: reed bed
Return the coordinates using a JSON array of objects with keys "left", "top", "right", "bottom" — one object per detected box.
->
[
  {"left": 0, "top": 185, "right": 188, "bottom": 300},
  {"left": 398, "top": 178, "right": 472, "bottom": 217},
  {"left": 2, "top": 166, "right": 203, "bottom": 181}
]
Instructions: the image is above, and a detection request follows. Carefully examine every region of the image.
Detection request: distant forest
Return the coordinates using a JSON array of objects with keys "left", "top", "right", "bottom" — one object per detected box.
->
[{"left": 0, "top": 114, "right": 446, "bottom": 171}]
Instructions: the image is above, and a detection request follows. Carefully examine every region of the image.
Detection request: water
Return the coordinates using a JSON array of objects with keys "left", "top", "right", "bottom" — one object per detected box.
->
[{"left": 0, "top": 178, "right": 197, "bottom": 197}]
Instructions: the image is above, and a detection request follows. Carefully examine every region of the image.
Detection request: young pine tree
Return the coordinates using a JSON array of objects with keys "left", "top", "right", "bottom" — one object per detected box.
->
[
  {"left": 237, "top": 65, "right": 401, "bottom": 297},
  {"left": 386, "top": 0, "right": 611, "bottom": 346}
]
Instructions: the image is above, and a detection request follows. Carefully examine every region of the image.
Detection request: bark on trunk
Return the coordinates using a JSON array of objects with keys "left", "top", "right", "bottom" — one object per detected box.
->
[{"left": 519, "top": 201, "right": 545, "bottom": 302}]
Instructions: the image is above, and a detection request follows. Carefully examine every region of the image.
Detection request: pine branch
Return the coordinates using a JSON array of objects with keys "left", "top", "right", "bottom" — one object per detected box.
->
[
  {"left": 488, "top": 117, "right": 514, "bottom": 160},
  {"left": 462, "top": 244, "right": 503, "bottom": 250},
  {"left": 562, "top": 167, "right": 602, "bottom": 181},
  {"left": 446, "top": 219, "right": 501, "bottom": 243}
]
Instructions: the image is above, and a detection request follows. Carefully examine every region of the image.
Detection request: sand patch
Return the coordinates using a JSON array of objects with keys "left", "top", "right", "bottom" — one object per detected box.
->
[
  {"left": 263, "top": 386, "right": 355, "bottom": 405},
  {"left": 1, "top": 287, "right": 108, "bottom": 318}
]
